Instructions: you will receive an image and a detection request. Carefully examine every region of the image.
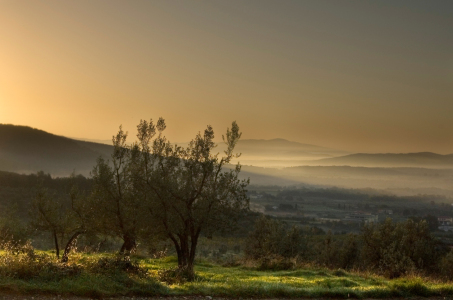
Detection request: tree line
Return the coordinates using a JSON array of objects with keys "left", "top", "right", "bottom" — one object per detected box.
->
[{"left": 245, "top": 216, "right": 453, "bottom": 279}]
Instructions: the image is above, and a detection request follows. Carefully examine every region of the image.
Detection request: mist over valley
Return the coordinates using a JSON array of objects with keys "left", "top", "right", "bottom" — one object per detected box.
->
[{"left": 1, "top": 124, "right": 452, "bottom": 198}]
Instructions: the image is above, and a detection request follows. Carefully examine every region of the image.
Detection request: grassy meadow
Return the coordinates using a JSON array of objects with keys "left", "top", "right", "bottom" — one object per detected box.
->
[{"left": 1, "top": 249, "right": 453, "bottom": 299}]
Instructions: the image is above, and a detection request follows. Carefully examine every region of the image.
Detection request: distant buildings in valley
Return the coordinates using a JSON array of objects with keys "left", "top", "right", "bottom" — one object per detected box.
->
[
  {"left": 438, "top": 216, "right": 453, "bottom": 232},
  {"left": 377, "top": 209, "right": 393, "bottom": 215},
  {"left": 344, "top": 211, "right": 378, "bottom": 224}
]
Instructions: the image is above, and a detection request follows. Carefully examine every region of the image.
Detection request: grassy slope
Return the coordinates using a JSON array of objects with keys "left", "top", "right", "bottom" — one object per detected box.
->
[{"left": 1, "top": 253, "right": 453, "bottom": 298}]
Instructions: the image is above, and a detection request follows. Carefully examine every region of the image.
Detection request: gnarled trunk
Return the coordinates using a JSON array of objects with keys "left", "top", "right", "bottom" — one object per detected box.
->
[
  {"left": 61, "top": 231, "right": 85, "bottom": 263},
  {"left": 53, "top": 230, "right": 60, "bottom": 259},
  {"left": 170, "top": 231, "right": 200, "bottom": 281},
  {"left": 120, "top": 233, "right": 137, "bottom": 255}
]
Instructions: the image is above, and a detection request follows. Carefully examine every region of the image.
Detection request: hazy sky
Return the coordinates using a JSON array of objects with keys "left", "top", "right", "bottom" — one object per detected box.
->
[{"left": 1, "top": 0, "right": 452, "bottom": 153}]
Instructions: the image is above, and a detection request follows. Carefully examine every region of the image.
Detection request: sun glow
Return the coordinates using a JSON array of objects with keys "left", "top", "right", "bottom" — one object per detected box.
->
[{"left": 0, "top": 95, "right": 8, "bottom": 123}]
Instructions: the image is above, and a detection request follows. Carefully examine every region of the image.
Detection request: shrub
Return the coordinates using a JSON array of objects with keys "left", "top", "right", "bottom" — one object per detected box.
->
[
  {"left": 316, "top": 231, "right": 337, "bottom": 268},
  {"left": 361, "top": 218, "right": 438, "bottom": 278},
  {"left": 257, "top": 255, "right": 296, "bottom": 271},
  {"left": 87, "top": 254, "right": 148, "bottom": 278},
  {"left": 337, "top": 233, "right": 360, "bottom": 270},
  {"left": 0, "top": 240, "right": 81, "bottom": 280},
  {"left": 157, "top": 266, "right": 193, "bottom": 284},
  {"left": 440, "top": 250, "right": 453, "bottom": 280},
  {"left": 245, "top": 216, "right": 308, "bottom": 261}
]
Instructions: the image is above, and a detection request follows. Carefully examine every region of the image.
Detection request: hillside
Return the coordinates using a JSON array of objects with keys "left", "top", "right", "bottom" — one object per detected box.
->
[{"left": 0, "top": 124, "right": 112, "bottom": 176}]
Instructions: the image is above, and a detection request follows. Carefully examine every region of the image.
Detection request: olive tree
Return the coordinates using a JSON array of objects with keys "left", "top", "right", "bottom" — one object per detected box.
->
[
  {"left": 90, "top": 127, "right": 143, "bottom": 254},
  {"left": 113, "top": 118, "right": 249, "bottom": 278},
  {"left": 31, "top": 181, "right": 89, "bottom": 262}
]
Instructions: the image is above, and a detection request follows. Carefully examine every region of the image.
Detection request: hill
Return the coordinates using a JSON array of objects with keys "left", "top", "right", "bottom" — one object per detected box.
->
[
  {"left": 1, "top": 124, "right": 452, "bottom": 196},
  {"left": 0, "top": 124, "right": 113, "bottom": 176},
  {"left": 219, "top": 138, "right": 348, "bottom": 168},
  {"left": 302, "top": 152, "right": 453, "bottom": 168},
  {"left": 231, "top": 164, "right": 453, "bottom": 196}
]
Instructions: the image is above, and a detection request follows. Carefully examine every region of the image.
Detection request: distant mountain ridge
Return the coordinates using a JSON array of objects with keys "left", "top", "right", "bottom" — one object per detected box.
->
[
  {"left": 0, "top": 124, "right": 113, "bottom": 176},
  {"left": 304, "top": 152, "right": 453, "bottom": 168},
  {"left": 237, "top": 138, "right": 332, "bottom": 150},
  {"left": 1, "top": 124, "right": 452, "bottom": 178},
  {"left": 234, "top": 138, "right": 344, "bottom": 153},
  {"left": 218, "top": 138, "right": 348, "bottom": 168}
]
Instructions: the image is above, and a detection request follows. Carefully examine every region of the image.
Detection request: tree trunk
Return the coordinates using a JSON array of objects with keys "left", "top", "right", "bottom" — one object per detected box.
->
[
  {"left": 120, "top": 233, "right": 137, "bottom": 255},
  {"left": 179, "top": 235, "right": 189, "bottom": 267},
  {"left": 186, "top": 232, "right": 200, "bottom": 280},
  {"left": 174, "top": 233, "right": 199, "bottom": 281},
  {"left": 53, "top": 230, "right": 60, "bottom": 259},
  {"left": 61, "top": 231, "right": 84, "bottom": 263},
  {"left": 169, "top": 234, "right": 183, "bottom": 266}
]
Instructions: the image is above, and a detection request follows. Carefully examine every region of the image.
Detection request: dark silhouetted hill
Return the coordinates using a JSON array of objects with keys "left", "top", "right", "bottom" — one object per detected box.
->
[{"left": 0, "top": 124, "right": 113, "bottom": 176}]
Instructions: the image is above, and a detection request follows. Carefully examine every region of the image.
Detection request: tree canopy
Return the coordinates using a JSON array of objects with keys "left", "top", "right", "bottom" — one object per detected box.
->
[{"left": 90, "top": 118, "right": 250, "bottom": 278}]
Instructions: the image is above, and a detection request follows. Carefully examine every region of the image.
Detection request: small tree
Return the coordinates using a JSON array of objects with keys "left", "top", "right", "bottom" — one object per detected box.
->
[
  {"left": 31, "top": 186, "right": 65, "bottom": 259},
  {"left": 0, "top": 205, "right": 28, "bottom": 247},
  {"left": 61, "top": 184, "right": 90, "bottom": 262},
  {"left": 31, "top": 182, "right": 88, "bottom": 262},
  {"left": 90, "top": 127, "right": 143, "bottom": 254}
]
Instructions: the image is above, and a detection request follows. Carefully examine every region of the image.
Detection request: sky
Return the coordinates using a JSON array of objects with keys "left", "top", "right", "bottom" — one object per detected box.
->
[{"left": 0, "top": 0, "right": 452, "bottom": 154}]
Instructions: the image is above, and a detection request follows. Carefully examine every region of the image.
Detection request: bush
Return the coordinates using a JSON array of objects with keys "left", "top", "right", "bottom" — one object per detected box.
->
[
  {"left": 0, "top": 240, "right": 81, "bottom": 280},
  {"left": 257, "top": 255, "right": 296, "bottom": 271},
  {"left": 245, "top": 216, "right": 308, "bottom": 261},
  {"left": 87, "top": 254, "right": 148, "bottom": 278},
  {"left": 157, "top": 266, "right": 193, "bottom": 284},
  {"left": 440, "top": 250, "right": 453, "bottom": 280},
  {"left": 337, "top": 233, "right": 360, "bottom": 269},
  {"left": 361, "top": 218, "right": 438, "bottom": 278}
]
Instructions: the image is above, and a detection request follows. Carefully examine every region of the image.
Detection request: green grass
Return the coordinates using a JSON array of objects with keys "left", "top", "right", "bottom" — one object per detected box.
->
[{"left": 1, "top": 252, "right": 453, "bottom": 298}]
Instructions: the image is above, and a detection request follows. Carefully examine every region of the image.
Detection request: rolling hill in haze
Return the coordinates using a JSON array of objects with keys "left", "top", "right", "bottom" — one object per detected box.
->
[
  {"left": 0, "top": 124, "right": 345, "bottom": 174},
  {"left": 0, "top": 124, "right": 113, "bottom": 176},
  {"left": 1, "top": 124, "right": 452, "bottom": 197},
  {"left": 233, "top": 164, "right": 453, "bottom": 197},
  {"left": 301, "top": 152, "right": 453, "bottom": 168},
  {"left": 216, "top": 138, "right": 349, "bottom": 168}
]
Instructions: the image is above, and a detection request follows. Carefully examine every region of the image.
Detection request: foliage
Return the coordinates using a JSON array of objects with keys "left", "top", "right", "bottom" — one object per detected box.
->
[
  {"left": 157, "top": 266, "right": 193, "bottom": 284},
  {"left": 90, "top": 126, "right": 143, "bottom": 254},
  {"left": 245, "top": 216, "right": 308, "bottom": 268},
  {"left": 314, "top": 232, "right": 360, "bottom": 269},
  {"left": 87, "top": 254, "right": 148, "bottom": 278},
  {"left": 96, "top": 118, "right": 250, "bottom": 279},
  {"left": 439, "top": 250, "right": 453, "bottom": 280},
  {"left": 30, "top": 174, "right": 90, "bottom": 261},
  {"left": 245, "top": 215, "right": 445, "bottom": 278},
  {"left": 0, "top": 240, "right": 81, "bottom": 281},
  {"left": 361, "top": 218, "right": 439, "bottom": 278},
  {"left": 0, "top": 206, "right": 28, "bottom": 246},
  {"left": 337, "top": 233, "right": 360, "bottom": 269}
]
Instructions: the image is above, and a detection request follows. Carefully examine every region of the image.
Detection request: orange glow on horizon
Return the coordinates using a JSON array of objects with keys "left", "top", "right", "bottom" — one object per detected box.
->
[{"left": 0, "top": 1, "right": 451, "bottom": 154}]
